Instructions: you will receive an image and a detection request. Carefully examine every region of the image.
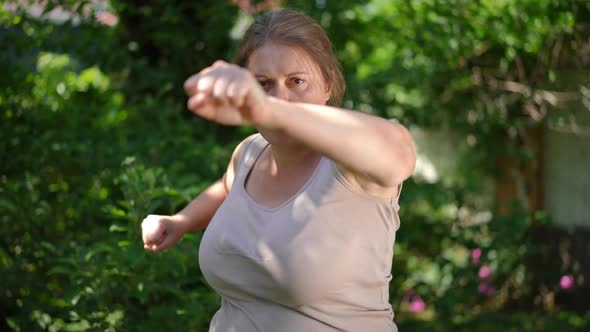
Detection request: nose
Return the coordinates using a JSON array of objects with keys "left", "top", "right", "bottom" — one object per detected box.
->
[{"left": 269, "top": 84, "right": 290, "bottom": 101}]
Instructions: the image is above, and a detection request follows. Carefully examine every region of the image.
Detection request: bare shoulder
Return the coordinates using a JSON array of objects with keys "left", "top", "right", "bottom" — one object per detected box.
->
[
  {"left": 231, "top": 133, "right": 260, "bottom": 163},
  {"left": 335, "top": 163, "right": 400, "bottom": 199},
  {"left": 223, "top": 133, "right": 260, "bottom": 192}
]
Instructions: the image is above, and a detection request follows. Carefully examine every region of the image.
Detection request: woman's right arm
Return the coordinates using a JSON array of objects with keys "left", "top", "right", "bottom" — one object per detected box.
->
[
  {"left": 170, "top": 178, "right": 229, "bottom": 233},
  {"left": 141, "top": 135, "right": 255, "bottom": 252}
]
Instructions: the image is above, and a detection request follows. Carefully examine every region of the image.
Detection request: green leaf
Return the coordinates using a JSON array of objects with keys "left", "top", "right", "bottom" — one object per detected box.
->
[{"left": 109, "top": 224, "right": 127, "bottom": 232}]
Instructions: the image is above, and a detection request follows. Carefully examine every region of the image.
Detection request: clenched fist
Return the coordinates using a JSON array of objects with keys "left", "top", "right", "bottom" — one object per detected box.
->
[
  {"left": 141, "top": 214, "right": 185, "bottom": 252},
  {"left": 183, "top": 60, "right": 274, "bottom": 127}
]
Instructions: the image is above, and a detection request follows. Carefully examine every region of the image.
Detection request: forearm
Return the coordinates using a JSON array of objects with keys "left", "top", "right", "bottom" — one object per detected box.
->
[
  {"left": 172, "top": 179, "right": 228, "bottom": 233},
  {"left": 265, "top": 97, "right": 415, "bottom": 186}
]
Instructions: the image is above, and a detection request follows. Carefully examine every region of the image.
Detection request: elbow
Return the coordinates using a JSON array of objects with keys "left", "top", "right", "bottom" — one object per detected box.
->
[
  {"left": 400, "top": 139, "right": 417, "bottom": 183},
  {"left": 391, "top": 138, "right": 416, "bottom": 186},
  {"left": 399, "top": 124, "right": 416, "bottom": 181},
  {"left": 378, "top": 123, "right": 416, "bottom": 187}
]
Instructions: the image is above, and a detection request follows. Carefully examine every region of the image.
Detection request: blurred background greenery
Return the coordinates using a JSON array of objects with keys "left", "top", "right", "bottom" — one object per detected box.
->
[{"left": 1, "top": 0, "right": 589, "bottom": 331}]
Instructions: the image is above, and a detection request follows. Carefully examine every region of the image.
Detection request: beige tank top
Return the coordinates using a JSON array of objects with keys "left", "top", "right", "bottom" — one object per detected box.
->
[{"left": 199, "top": 134, "right": 401, "bottom": 332}]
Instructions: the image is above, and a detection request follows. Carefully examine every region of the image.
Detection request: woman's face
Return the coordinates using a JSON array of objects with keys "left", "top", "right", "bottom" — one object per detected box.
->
[{"left": 247, "top": 42, "right": 331, "bottom": 105}]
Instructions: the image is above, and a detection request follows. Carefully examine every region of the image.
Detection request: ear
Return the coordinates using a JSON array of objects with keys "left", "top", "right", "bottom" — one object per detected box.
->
[{"left": 324, "top": 80, "right": 333, "bottom": 103}]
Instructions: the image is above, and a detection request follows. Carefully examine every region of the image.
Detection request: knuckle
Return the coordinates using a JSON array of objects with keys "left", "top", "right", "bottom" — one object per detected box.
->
[
  {"left": 183, "top": 77, "right": 195, "bottom": 90},
  {"left": 196, "top": 77, "right": 215, "bottom": 92},
  {"left": 201, "top": 75, "right": 215, "bottom": 85}
]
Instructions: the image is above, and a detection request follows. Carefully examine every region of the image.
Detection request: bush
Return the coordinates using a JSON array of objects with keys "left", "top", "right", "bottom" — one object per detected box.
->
[{"left": 1, "top": 1, "right": 588, "bottom": 331}]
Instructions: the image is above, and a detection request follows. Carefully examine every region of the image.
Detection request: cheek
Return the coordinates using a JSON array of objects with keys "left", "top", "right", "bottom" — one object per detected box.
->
[{"left": 294, "top": 84, "right": 328, "bottom": 105}]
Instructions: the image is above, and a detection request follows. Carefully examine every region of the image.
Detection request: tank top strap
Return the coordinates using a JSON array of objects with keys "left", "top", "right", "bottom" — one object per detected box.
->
[{"left": 235, "top": 134, "right": 269, "bottom": 182}]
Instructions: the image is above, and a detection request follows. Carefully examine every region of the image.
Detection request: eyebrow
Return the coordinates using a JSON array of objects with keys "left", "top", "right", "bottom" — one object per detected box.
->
[{"left": 254, "top": 72, "right": 308, "bottom": 78}]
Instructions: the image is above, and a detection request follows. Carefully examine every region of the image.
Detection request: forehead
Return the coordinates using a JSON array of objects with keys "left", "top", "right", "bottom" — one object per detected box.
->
[{"left": 247, "top": 42, "right": 322, "bottom": 76}]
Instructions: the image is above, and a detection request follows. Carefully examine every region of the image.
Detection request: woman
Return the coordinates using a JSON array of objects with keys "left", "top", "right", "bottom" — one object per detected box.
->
[{"left": 141, "top": 8, "right": 415, "bottom": 332}]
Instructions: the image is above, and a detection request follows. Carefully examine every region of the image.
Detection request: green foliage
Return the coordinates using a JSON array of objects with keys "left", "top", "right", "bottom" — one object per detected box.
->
[
  {"left": 1, "top": 2, "right": 241, "bottom": 330},
  {"left": 1, "top": 0, "right": 588, "bottom": 331}
]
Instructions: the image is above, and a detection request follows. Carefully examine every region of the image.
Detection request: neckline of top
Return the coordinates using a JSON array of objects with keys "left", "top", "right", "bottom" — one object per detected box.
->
[{"left": 240, "top": 138, "right": 325, "bottom": 212}]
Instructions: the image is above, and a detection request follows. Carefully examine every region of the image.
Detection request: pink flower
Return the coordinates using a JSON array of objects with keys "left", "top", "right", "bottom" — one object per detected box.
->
[
  {"left": 478, "top": 282, "right": 495, "bottom": 296},
  {"left": 95, "top": 11, "right": 118, "bottom": 27},
  {"left": 478, "top": 265, "right": 491, "bottom": 280},
  {"left": 471, "top": 248, "right": 482, "bottom": 265},
  {"left": 408, "top": 296, "right": 426, "bottom": 313},
  {"left": 560, "top": 275, "right": 575, "bottom": 290}
]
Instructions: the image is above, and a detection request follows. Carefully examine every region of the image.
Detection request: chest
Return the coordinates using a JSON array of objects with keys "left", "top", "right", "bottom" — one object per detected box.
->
[
  {"left": 243, "top": 157, "right": 321, "bottom": 209},
  {"left": 200, "top": 181, "right": 395, "bottom": 304}
]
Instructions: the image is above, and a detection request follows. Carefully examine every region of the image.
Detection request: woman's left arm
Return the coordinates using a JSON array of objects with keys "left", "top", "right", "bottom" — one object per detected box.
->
[{"left": 262, "top": 97, "right": 416, "bottom": 188}]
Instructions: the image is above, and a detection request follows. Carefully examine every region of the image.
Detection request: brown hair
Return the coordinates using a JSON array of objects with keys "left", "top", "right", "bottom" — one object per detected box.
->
[{"left": 235, "top": 8, "right": 345, "bottom": 107}]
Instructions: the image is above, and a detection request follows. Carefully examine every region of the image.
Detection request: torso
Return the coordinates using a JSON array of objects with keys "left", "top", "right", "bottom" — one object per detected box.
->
[{"left": 198, "top": 134, "right": 401, "bottom": 331}]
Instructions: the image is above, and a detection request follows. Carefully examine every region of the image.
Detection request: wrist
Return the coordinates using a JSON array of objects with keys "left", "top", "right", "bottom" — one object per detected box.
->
[
  {"left": 256, "top": 96, "right": 285, "bottom": 130},
  {"left": 170, "top": 213, "right": 191, "bottom": 233}
]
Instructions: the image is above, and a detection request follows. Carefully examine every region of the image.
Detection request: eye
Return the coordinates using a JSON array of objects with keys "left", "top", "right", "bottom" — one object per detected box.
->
[
  {"left": 258, "top": 80, "right": 275, "bottom": 91},
  {"left": 291, "top": 78, "right": 304, "bottom": 85}
]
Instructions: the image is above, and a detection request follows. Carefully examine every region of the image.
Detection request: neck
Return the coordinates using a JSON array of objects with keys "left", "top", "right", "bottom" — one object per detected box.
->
[{"left": 265, "top": 140, "right": 321, "bottom": 177}]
